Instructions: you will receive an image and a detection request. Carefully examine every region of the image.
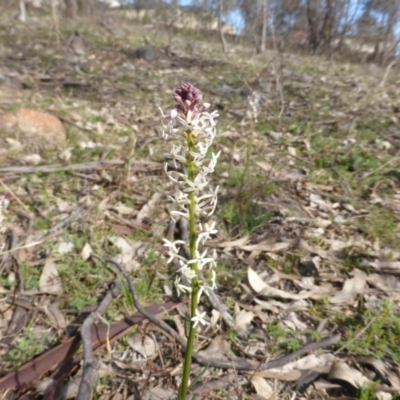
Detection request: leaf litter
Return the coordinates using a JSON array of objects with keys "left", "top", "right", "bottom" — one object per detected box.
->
[{"left": 0, "top": 7, "right": 400, "bottom": 400}]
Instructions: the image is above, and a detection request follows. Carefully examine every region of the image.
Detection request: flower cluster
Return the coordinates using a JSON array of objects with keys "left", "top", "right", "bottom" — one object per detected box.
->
[
  {"left": 0, "top": 195, "right": 9, "bottom": 252},
  {"left": 246, "top": 91, "right": 261, "bottom": 123},
  {"left": 160, "top": 83, "right": 220, "bottom": 316}
]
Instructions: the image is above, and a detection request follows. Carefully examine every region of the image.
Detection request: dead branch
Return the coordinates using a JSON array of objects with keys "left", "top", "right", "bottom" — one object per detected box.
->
[
  {"left": 0, "top": 160, "right": 162, "bottom": 174},
  {"left": 77, "top": 279, "right": 121, "bottom": 400}
]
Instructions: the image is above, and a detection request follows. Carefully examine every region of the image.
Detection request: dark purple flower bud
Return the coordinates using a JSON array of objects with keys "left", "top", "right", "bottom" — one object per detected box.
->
[{"left": 173, "top": 83, "right": 204, "bottom": 115}]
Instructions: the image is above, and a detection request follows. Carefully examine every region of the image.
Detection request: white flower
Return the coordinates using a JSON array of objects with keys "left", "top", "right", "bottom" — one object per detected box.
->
[
  {"left": 187, "top": 249, "right": 216, "bottom": 271},
  {"left": 178, "top": 261, "right": 197, "bottom": 281},
  {"left": 170, "top": 210, "right": 189, "bottom": 221},
  {"left": 175, "top": 276, "right": 191, "bottom": 296},
  {"left": 168, "top": 191, "right": 189, "bottom": 207},
  {"left": 0, "top": 196, "right": 8, "bottom": 234},
  {"left": 191, "top": 309, "right": 209, "bottom": 328},
  {"left": 183, "top": 174, "right": 208, "bottom": 194},
  {"left": 169, "top": 144, "right": 187, "bottom": 167},
  {"left": 163, "top": 239, "right": 186, "bottom": 264},
  {"left": 196, "top": 221, "right": 218, "bottom": 246},
  {"left": 0, "top": 196, "right": 8, "bottom": 251}
]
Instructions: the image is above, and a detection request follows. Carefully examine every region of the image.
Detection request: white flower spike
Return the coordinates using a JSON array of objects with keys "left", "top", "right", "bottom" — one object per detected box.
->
[
  {"left": 161, "top": 83, "right": 220, "bottom": 399},
  {"left": 161, "top": 83, "right": 219, "bottom": 298}
]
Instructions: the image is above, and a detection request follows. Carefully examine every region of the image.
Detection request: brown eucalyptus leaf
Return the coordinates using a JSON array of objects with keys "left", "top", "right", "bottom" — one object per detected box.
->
[
  {"left": 127, "top": 333, "right": 158, "bottom": 358},
  {"left": 39, "top": 258, "right": 62, "bottom": 295},
  {"left": 251, "top": 376, "right": 274, "bottom": 399},
  {"left": 330, "top": 269, "right": 367, "bottom": 304},
  {"left": 329, "top": 361, "right": 392, "bottom": 400}
]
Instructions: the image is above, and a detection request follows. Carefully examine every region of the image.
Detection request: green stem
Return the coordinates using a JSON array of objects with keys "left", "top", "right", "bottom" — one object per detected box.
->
[
  {"left": 178, "top": 132, "right": 199, "bottom": 400},
  {"left": 238, "top": 121, "right": 254, "bottom": 195}
]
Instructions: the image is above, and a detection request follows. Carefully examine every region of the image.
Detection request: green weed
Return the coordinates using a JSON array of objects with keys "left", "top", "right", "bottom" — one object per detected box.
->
[
  {"left": 3, "top": 330, "right": 51, "bottom": 368},
  {"left": 338, "top": 299, "right": 400, "bottom": 360}
]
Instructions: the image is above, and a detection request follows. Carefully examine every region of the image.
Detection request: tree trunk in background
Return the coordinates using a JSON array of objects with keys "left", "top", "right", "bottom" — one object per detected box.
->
[
  {"left": 75, "top": 0, "right": 97, "bottom": 18},
  {"left": 306, "top": 0, "right": 320, "bottom": 53},
  {"left": 335, "top": 0, "right": 361, "bottom": 55},
  {"left": 306, "top": 0, "right": 335, "bottom": 55},
  {"left": 260, "top": 0, "right": 268, "bottom": 53},
  {"left": 320, "top": 0, "right": 334, "bottom": 55},
  {"left": 378, "top": 3, "right": 398, "bottom": 66},
  {"left": 65, "top": 0, "right": 78, "bottom": 18},
  {"left": 218, "top": 0, "right": 228, "bottom": 53}
]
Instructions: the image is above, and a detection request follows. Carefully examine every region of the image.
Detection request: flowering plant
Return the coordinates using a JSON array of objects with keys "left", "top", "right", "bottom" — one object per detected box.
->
[
  {"left": 160, "top": 83, "right": 220, "bottom": 399},
  {"left": 0, "top": 196, "right": 8, "bottom": 252}
]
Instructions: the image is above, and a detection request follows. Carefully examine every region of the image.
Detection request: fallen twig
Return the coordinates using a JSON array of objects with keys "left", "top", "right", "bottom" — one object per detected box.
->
[
  {"left": 46, "top": 206, "right": 85, "bottom": 236},
  {"left": 0, "top": 160, "right": 161, "bottom": 174},
  {"left": 77, "top": 279, "right": 121, "bottom": 400}
]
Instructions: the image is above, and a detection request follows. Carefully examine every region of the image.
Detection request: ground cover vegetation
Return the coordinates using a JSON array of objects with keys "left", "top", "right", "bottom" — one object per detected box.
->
[{"left": 0, "top": 4, "right": 400, "bottom": 400}]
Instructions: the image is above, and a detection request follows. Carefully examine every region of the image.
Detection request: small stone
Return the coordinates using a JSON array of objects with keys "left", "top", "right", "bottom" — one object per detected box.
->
[{"left": 0, "top": 108, "right": 66, "bottom": 147}]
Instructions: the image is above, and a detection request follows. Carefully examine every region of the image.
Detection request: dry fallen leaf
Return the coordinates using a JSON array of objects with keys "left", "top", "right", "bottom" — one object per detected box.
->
[
  {"left": 368, "top": 261, "right": 400, "bottom": 273},
  {"left": 218, "top": 235, "right": 250, "bottom": 250},
  {"left": 56, "top": 240, "right": 74, "bottom": 255},
  {"left": 111, "top": 203, "right": 138, "bottom": 216},
  {"left": 241, "top": 240, "right": 291, "bottom": 253},
  {"left": 254, "top": 354, "right": 335, "bottom": 381},
  {"left": 329, "top": 361, "right": 392, "bottom": 400},
  {"left": 330, "top": 269, "right": 367, "bottom": 304},
  {"left": 357, "top": 358, "right": 400, "bottom": 389},
  {"left": 136, "top": 192, "right": 161, "bottom": 222},
  {"left": 39, "top": 258, "right": 62, "bottom": 295},
  {"left": 143, "top": 386, "right": 175, "bottom": 400},
  {"left": 234, "top": 309, "right": 256, "bottom": 334},
  {"left": 45, "top": 302, "right": 68, "bottom": 329},
  {"left": 197, "top": 335, "right": 231, "bottom": 359},
  {"left": 127, "top": 333, "right": 158, "bottom": 358},
  {"left": 367, "top": 273, "right": 400, "bottom": 300},
  {"left": 248, "top": 268, "right": 316, "bottom": 300},
  {"left": 109, "top": 236, "right": 133, "bottom": 254},
  {"left": 81, "top": 242, "right": 92, "bottom": 261},
  {"left": 251, "top": 376, "right": 274, "bottom": 399},
  {"left": 56, "top": 199, "right": 73, "bottom": 212}
]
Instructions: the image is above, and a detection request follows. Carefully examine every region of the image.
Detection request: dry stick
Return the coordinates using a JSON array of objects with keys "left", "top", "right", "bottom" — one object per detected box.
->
[
  {"left": 46, "top": 206, "right": 85, "bottom": 236},
  {"left": 0, "top": 178, "right": 32, "bottom": 215},
  {"left": 77, "top": 279, "right": 122, "bottom": 400},
  {"left": 100, "top": 256, "right": 342, "bottom": 373},
  {"left": 0, "top": 160, "right": 161, "bottom": 174}
]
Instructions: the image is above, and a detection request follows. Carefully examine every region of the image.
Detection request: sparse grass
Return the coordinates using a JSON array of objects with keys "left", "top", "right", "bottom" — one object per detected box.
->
[
  {"left": 3, "top": 329, "right": 52, "bottom": 368},
  {"left": 218, "top": 263, "right": 247, "bottom": 290},
  {"left": 264, "top": 322, "right": 302, "bottom": 354},
  {"left": 57, "top": 253, "right": 113, "bottom": 309},
  {"left": 338, "top": 299, "right": 400, "bottom": 361},
  {"left": 221, "top": 166, "right": 277, "bottom": 234},
  {"left": 359, "top": 206, "right": 399, "bottom": 247}
]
